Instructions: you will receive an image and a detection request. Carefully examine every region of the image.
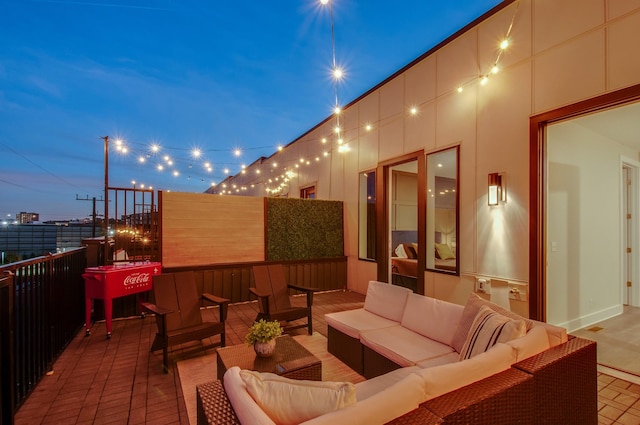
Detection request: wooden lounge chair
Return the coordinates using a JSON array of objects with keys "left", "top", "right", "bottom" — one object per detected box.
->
[
  {"left": 142, "top": 271, "right": 229, "bottom": 373},
  {"left": 250, "top": 264, "right": 317, "bottom": 335}
]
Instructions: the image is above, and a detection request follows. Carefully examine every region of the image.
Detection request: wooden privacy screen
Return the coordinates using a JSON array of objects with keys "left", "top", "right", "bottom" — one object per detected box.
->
[{"left": 160, "top": 192, "right": 265, "bottom": 268}]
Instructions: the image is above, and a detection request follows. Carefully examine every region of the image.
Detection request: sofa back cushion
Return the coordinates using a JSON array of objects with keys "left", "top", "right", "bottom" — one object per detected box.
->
[
  {"left": 506, "top": 325, "right": 550, "bottom": 362},
  {"left": 240, "top": 370, "right": 356, "bottom": 425},
  {"left": 459, "top": 305, "right": 526, "bottom": 360},
  {"left": 364, "top": 280, "right": 412, "bottom": 322},
  {"left": 303, "top": 373, "right": 426, "bottom": 425},
  {"left": 400, "top": 293, "right": 463, "bottom": 346},
  {"left": 451, "top": 293, "right": 534, "bottom": 353},
  {"left": 415, "top": 342, "right": 517, "bottom": 402},
  {"left": 530, "top": 319, "right": 568, "bottom": 347}
]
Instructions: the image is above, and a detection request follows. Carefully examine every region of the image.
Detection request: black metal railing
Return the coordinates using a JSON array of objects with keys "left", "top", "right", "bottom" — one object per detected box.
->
[{"left": 0, "top": 248, "right": 86, "bottom": 422}]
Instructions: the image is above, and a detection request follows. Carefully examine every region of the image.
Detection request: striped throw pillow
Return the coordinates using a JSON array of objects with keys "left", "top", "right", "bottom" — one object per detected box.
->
[{"left": 459, "top": 305, "right": 525, "bottom": 360}]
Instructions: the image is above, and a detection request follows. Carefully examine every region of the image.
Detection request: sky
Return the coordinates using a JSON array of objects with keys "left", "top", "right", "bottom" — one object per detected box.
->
[{"left": 0, "top": 0, "right": 502, "bottom": 222}]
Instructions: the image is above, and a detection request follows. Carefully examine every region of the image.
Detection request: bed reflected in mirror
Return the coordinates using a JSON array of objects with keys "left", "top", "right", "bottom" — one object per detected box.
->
[{"left": 426, "top": 147, "right": 459, "bottom": 274}]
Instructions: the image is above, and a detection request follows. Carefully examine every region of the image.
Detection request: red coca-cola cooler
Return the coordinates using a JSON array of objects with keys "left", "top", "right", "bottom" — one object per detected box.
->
[{"left": 83, "top": 261, "right": 162, "bottom": 338}]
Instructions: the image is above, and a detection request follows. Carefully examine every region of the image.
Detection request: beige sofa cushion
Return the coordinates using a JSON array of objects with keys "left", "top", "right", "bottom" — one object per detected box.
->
[
  {"left": 223, "top": 367, "right": 275, "bottom": 425},
  {"left": 354, "top": 366, "right": 421, "bottom": 401},
  {"left": 303, "top": 373, "right": 426, "bottom": 425},
  {"left": 360, "top": 325, "right": 454, "bottom": 367},
  {"left": 506, "top": 325, "right": 550, "bottom": 362},
  {"left": 325, "top": 308, "right": 399, "bottom": 339},
  {"left": 240, "top": 370, "right": 356, "bottom": 425},
  {"left": 530, "top": 319, "right": 568, "bottom": 347},
  {"left": 400, "top": 293, "right": 463, "bottom": 346},
  {"left": 415, "top": 352, "right": 459, "bottom": 369},
  {"left": 364, "top": 280, "right": 412, "bottom": 322},
  {"left": 451, "top": 293, "right": 534, "bottom": 353},
  {"left": 416, "top": 342, "right": 517, "bottom": 402}
]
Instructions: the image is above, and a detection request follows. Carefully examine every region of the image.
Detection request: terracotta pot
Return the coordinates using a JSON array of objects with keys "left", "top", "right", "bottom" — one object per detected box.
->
[{"left": 253, "top": 340, "right": 276, "bottom": 357}]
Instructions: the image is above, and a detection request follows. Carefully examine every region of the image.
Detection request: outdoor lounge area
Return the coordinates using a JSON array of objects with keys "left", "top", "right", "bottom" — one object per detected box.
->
[
  {"left": 4, "top": 1, "right": 640, "bottom": 424},
  {"left": 10, "top": 289, "right": 640, "bottom": 425}
]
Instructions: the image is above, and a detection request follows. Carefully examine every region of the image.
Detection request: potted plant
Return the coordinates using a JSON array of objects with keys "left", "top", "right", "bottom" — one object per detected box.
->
[{"left": 245, "top": 319, "right": 282, "bottom": 357}]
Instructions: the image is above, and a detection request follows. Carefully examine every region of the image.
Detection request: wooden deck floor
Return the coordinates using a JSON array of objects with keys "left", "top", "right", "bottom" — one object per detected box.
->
[
  {"left": 13, "top": 290, "right": 640, "bottom": 425},
  {"left": 13, "top": 290, "right": 365, "bottom": 425}
]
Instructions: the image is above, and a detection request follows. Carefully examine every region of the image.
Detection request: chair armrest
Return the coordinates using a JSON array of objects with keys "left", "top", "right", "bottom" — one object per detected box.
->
[
  {"left": 202, "top": 293, "right": 231, "bottom": 322},
  {"left": 249, "top": 287, "right": 271, "bottom": 316},
  {"left": 202, "top": 293, "right": 230, "bottom": 305},
  {"left": 249, "top": 287, "right": 271, "bottom": 299},
  {"left": 287, "top": 284, "right": 316, "bottom": 308},
  {"left": 287, "top": 284, "right": 319, "bottom": 293},
  {"left": 141, "top": 302, "right": 173, "bottom": 316}
]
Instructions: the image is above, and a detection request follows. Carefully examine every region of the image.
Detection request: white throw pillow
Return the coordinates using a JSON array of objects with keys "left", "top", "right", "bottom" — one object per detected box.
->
[
  {"left": 240, "top": 370, "right": 356, "bottom": 425},
  {"left": 459, "top": 305, "right": 526, "bottom": 360},
  {"left": 223, "top": 367, "right": 276, "bottom": 425},
  {"left": 394, "top": 244, "right": 408, "bottom": 258}
]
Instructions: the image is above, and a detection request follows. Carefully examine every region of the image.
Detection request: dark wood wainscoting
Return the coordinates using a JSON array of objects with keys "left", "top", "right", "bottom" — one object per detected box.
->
[{"left": 164, "top": 257, "right": 347, "bottom": 304}]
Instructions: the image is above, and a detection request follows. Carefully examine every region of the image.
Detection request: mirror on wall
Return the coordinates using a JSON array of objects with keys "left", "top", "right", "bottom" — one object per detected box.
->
[
  {"left": 358, "top": 170, "right": 376, "bottom": 260},
  {"left": 426, "top": 147, "right": 459, "bottom": 274}
]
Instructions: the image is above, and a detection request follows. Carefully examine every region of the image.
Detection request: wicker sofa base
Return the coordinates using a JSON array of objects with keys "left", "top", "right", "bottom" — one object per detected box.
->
[
  {"left": 387, "top": 337, "right": 597, "bottom": 425},
  {"left": 196, "top": 337, "right": 598, "bottom": 424},
  {"left": 363, "top": 344, "right": 403, "bottom": 379},
  {"left": 327, "top": 325, "right": 364, "bottom": 375},
  {"left": 197, "top": 380, "right": 239, "bottom": 425},
  {"left": 389, "top": 368, "right": 535, "bottom": 425},
  {"left": 513, "top": 336, "right": 597, "bottom": 425}
]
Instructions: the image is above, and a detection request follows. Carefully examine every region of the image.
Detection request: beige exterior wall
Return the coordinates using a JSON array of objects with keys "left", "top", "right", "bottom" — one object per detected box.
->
[{"left": 218, "top": 0, "right": 640, "bottom": 316}]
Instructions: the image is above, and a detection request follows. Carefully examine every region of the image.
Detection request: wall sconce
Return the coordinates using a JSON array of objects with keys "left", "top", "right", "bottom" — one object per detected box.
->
[{"left": 488, "top": 173, "right": 506, "bottom": 206}]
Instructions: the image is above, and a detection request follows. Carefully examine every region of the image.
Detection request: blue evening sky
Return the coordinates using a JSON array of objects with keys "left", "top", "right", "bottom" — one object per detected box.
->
[{"left": 0, "top": 0, "right": 501, "bottom": 221}]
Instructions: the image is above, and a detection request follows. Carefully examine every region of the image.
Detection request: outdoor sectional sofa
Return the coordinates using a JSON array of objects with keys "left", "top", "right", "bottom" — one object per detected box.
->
[{"left": 197, "top": 281, "right": 597, "bottom": 425}]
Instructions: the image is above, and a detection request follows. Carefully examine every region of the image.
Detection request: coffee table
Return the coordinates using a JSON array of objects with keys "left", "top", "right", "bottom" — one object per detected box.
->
[{"left": 216, "top": 335, "right": 322, "bottom": 381}]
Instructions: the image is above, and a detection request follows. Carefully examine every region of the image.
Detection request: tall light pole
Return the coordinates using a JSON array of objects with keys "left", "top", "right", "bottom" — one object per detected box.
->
[{"left": 101, "top": 136, "right": 109, "bottom": 265}]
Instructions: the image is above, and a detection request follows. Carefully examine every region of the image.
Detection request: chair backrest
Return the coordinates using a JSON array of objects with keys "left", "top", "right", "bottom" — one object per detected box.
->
[
  {"left": 152, "top": 271, "right": 203, "bottom": 332},
  {"left": 253, "top": 265, "right": 292, "bottom": 313}
]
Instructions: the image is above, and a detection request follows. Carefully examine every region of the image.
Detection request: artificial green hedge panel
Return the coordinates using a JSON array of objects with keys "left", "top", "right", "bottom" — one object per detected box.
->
[{"left": 266, "top": 198, "right": 344, "bottom": 261}]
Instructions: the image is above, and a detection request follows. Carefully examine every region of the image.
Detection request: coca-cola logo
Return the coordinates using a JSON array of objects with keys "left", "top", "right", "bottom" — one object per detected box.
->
[{"left": 123, "top": 272, "right": 151, "bottom": 286}]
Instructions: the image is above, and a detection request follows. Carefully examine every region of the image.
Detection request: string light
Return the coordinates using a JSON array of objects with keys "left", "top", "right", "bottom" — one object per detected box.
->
[
  {"left": 104, "top": 2, "right": 520, "bottom": 197},
  {"left": 455, "top": 2, "right": 519, "bottom": 93}
]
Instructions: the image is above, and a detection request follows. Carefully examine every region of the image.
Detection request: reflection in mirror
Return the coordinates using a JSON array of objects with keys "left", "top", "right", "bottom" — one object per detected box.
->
[
  {"left": 426, "top": 147, "right": 458, "bottom": 274},
  {"left": 389, "top": 160, "right": 418, "bottom": 292}
]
